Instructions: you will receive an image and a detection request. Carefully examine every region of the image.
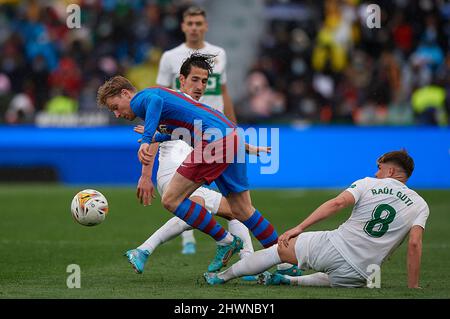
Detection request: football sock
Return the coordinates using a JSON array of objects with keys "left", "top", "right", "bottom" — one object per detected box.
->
[
  {"left": 138, "top": 217, "right": 191, "bottom": 253},
  {"left": 228, "top": 219, "right": 254, "bottom": 259},
  {"left": 216, "top": 232, "right": 234, "bottom": 246},
  {"left": 242, "top": 210, "right": 278, "bottom": 248},
  {"left": 181, "top": 229, "right": 196, "bottom": 246},
  {"left": 285, "top": 272, "right": 331, "bottom": 287},
  {"left": 218, "top": 244, "right": 281, "bottom": 281},
  {"left": 174, "top": 198, "right": 228, "bottom": 242}
]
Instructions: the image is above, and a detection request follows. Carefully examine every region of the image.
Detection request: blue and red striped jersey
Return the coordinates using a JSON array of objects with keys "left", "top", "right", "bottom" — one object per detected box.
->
[{"left": 130, "top": 87, "right": 236, "bottom": 145}]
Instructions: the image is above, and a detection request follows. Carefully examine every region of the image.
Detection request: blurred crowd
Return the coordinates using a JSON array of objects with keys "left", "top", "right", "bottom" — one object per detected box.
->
[
  {"left": 0, "top": 0, "right": 191, "bottom": 125},
  {"left": 0, "top": 0, "right": 449, "bottom": 126},
  {"left": 238, "top": 0, "right": 450, "bottom": 125}
]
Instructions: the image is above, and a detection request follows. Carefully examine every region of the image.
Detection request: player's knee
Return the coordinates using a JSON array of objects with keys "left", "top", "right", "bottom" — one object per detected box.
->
[
  {"left": 277, "top": 238, "right": 298, "bottom": 265},
  {"left": 161, "top": 192, "right": 178, "bottom": 212},
  {"left": 189, "top": 196, "right": 205, "bottom": 207}
]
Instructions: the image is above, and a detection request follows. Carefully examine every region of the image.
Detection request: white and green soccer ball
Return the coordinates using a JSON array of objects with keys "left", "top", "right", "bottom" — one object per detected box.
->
[{"left": 70, "top": 189, "right": 109, "bottom": 226}]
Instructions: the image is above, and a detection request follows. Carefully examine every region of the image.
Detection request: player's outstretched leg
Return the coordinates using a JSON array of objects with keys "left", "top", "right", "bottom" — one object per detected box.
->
[
  {"left": 124, "top": 217, "right": 192, "bottom": 274},
  {"left": 204, "top": 244, "right": 281, "bottom": 285},
  {"left": 239, "top": 209, "right": 301, "bottom": 279},
  {"left": 260, "top": 272, "right": 330, "bottom": 287},
  {"left": 227, "top": 191, "right": 302, "bottom": 277},
  {"left": 204, "top": 239, "right": 302, "bottom": 285}
]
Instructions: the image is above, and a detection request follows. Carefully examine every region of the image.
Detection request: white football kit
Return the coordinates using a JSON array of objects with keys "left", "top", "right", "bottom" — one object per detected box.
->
[
  {"left": 294, "top": 177, "right": 429, "bottom": 287},
  {"left": 155, "top": 42, "right": 228, "bottom": 213}
]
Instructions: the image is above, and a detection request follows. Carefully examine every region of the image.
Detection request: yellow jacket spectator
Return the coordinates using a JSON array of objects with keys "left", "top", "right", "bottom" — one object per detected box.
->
[
  {"left": 126, "top": 49, "right": 161, "bottom": 90},
  {"left": 411, "top": 85, "right": 447, "bottom": 125},
  {"left": 45, "top": 94, "right": 78, "bottom": 114}
]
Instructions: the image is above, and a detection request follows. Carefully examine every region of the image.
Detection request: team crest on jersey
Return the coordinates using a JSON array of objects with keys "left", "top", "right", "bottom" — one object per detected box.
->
[
  {"left": 349, "top": 184, "right": 357, "bottom": 188},
  {"left": 158, "top": 124, "right": 170, "bottom": 134}
]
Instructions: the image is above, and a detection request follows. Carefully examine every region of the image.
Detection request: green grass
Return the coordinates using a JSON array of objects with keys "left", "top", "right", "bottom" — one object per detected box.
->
[{"left": 0, "top": 184, "right": 449, "bottom": 299}]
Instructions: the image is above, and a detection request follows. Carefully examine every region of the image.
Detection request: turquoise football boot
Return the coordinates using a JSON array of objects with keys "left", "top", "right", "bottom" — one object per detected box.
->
[
  {"left": 207, "top": 235, "right": 243, "bottom": 272},
  {"left": 241, "top": 275, "right": 259, "bottom": 282},
  {"left": 203, "top": 272, "right": 225, "bottom": 285},
  {"left": 275, "top": 264, "right": 302, "bottom": 277},
  {"left": 124, "top": 248, "right": 150, "bottom": 274},
  {"left": 258, "top": 271, "right": 291, "bottom": 286}
]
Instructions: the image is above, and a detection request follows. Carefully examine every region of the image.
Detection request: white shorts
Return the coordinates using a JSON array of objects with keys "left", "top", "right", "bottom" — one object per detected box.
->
[
  {"left": 157, "top": 170, "right": 222, "bottom": 215},
  {"left": 294, "top": 231, "right": 366, "bottom": 288}
]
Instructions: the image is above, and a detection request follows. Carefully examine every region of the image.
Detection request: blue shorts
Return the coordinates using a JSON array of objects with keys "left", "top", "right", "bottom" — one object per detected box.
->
[{"left": 214, "top": 161, "right": 249, "bottom": 196}]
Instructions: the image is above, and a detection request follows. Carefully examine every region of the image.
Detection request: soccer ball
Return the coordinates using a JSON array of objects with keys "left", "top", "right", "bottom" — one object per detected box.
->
[{"left": 71, "top": 189, "right": 109, "bottom": 226}]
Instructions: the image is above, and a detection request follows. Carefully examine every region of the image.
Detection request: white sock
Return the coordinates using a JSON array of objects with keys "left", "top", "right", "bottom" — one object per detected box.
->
[
  {"left": 138, "top": 217, "right": 192, "bottom": 253},
  {"left": 228, "top": 219, "right": 254, "bottom": 259},
  {"left": 216, "top": 232, "right": 234, "bottom": 246},
  {"left": 181, "top": 229, "right": 196, "bottom": 246},
  {"left": 277, "top": 262, "right": 294, "bottom": 271},
  {"left": 285, "top": 272, "right": 331, "bottom": 287},
  {"left": 218, "top": 244, "right": 281, "bottom": 282}
]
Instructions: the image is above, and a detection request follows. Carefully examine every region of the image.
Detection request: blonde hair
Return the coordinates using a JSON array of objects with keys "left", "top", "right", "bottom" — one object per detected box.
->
[{"left": 97, "top": 76, "right": 136, "bottom": 108}]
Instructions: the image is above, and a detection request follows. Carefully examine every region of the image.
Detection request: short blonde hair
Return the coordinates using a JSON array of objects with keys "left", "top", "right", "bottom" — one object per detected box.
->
[{"left": 97, "top": 76, "right": 136, "bottom": 108}]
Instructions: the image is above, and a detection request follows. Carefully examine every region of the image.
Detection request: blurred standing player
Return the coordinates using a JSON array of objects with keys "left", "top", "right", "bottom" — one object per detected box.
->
[
  {"left": 204, "top": 150, "right": 429, "bottom": 288},
  {"left": 156, "top": 6, "right": 237, "bottom": 254}
]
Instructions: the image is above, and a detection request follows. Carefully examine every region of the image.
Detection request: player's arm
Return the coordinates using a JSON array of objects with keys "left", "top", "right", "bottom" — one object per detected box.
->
[
  {"left": 134, "top": 125, "right": 160, "bottom": 206},
  {"left": 135, "top": 125, "right": 171, "bottom": 143},
  {"left": 136, "top": 142, "right": 159, "bottom": 206},
  {"left": 221, "top": 84, "right": 237, "bottom": 124},
  {"left": 138, "top": 95, "right": 163, "bottom": 165},
  {"left": 278, "top": 191, "right": 355, "bottom": 247},
  {"left": 133, "top": 124, "right": 162, "bottom": 205},
  {"left": 245, "top": 143, "right": 271, "bottom": 156},
  {"left": 407, "top": 225, "right": 424, "bottom": 288}
]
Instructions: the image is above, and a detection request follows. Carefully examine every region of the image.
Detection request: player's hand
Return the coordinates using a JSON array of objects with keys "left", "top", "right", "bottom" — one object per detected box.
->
[
  {"left": 138, "top": 143, "right": 153, "bottom": 165},
  {"left": 278, "top": 226, "right": 302, "bottom": 248},
  {"left": 136, "top": 175, "right": 156, "bottom": 206},
  {"left": 245, "top": 144, "right": 271, "bottom": 156},
  {"left": 134, "top": 125, "right": 144, "bottom": 143},
  {"left": 134, "top": 125, "right": 144, "bottom": 134}
]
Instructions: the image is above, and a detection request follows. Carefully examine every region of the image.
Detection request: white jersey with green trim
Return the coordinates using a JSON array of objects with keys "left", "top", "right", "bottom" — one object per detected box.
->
[
  {"left": 156, "top": 41, "right": 227, "bottom": 112},
  {"left": 328, "top": 177, "right": 429, "bottom": 279},
  {"left": 155, "top": 42, "right": 227, "bottom": 175}
]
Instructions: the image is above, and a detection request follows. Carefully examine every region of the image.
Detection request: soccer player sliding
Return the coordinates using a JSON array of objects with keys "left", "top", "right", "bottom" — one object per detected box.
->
[{"left": 204, "top": 150, "right": 429, "bottom": 288}]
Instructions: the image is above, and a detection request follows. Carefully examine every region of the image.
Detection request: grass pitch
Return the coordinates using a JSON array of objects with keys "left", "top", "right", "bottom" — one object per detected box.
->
[{"left": 1, "top": 184, "right": 449, "bottom": 299}]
